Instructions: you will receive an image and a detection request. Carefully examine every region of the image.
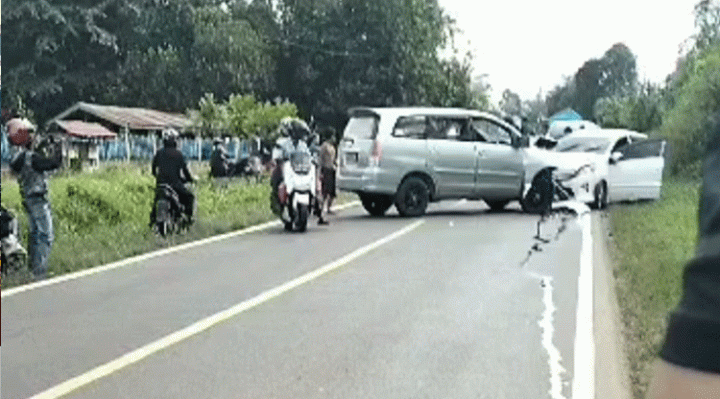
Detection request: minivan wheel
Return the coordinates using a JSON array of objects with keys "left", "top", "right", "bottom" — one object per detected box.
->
[
  {"left": 360, "top": 193, "right": 394, "bottom": 216},
  {"left": 395, "top": 177, "right": 429, "bottom": 217}
]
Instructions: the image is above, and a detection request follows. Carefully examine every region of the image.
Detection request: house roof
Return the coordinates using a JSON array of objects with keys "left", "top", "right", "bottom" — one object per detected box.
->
[
  {"left": 53, "top": 120, "right": 117, "bottom": 139},
  {"left": 48, "top": 102, "right": 191, "bottom": 131}
]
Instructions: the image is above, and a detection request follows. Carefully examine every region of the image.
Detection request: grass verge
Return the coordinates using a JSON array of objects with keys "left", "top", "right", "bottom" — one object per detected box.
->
[
  {"left": 1, "top": 162, "right": 356, "bottom": 288},
  {"left": 609, "top": 178, "right": 701, "bottom": 398}
]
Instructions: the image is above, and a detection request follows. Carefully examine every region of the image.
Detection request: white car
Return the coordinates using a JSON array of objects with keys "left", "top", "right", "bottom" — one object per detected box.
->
[{"left": 524, "top": 129, "right": 666, "bottom": 209}]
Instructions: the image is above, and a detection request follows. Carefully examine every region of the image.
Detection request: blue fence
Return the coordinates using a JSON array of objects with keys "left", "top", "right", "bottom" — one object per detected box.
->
[{"left": 1, "top": 131, "right": 254, "bottom": 166}]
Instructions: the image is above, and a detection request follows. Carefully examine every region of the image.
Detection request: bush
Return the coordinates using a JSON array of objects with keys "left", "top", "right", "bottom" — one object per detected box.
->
[
  {"left": 661, "top": 44, "right": 720, "bottom": 176},
  {"left": 1, "top": 163, "right": 274, "bottom": 286}
]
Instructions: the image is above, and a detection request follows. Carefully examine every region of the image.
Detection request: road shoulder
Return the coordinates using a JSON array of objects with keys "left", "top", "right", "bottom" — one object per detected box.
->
[{"left": 593, "top": 211, "right": 632, "bottom": 399}]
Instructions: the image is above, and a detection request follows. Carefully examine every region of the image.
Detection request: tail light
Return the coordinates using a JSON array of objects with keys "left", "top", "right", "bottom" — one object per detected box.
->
[
  {"left": 371, "top": 139, "right": 382, "bottom": 167},
  {"left": 278, "top": 183, "right": 288, "bottom": 205}
]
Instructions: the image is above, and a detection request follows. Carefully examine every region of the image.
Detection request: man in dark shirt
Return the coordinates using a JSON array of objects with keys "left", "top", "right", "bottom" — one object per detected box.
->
[
  {"left": 8, "top": 118, "right": 62, "bottom": 279},
  {"left": 210, "top": 139, "right": 231, "bottom": 178},
  {"left": 649, "top": 114, "right": 720, "bottom": 398},
  {"left": 151, "top": 129, "right": 195, "bottom": 225}
]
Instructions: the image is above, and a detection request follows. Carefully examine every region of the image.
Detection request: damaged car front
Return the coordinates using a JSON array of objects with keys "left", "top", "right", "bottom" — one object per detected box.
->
[
  {"left": 524, "top": 147, "right": 601, "bottom": 206},
  {"left": 523, "top": 130, "right": 659, "bottom": 210},
  {"left": 523, "top": 133, "right": 620, "bottom": 210}
]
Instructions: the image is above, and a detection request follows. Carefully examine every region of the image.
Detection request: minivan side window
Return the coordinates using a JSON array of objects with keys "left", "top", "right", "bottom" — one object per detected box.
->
[
  {"left": 393, "top": 116, "right": 427, "bottom": 139},
  {"left": 425, "top": 117, "right": 467, "bottom": 140},
  {"left": 471, "top": 119, "right": 512, "bottom": 145}
]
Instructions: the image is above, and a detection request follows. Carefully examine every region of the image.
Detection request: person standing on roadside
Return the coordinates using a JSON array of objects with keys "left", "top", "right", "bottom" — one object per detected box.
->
[
  {"left": 8, "top": 118, "right": 62, "bottom": 279},
  {"left": 319, "top": 127, "right": 338, "bottom": 216},
  {"left": 648, "top": 114, "right": 720, "bottom": 399},
  {"left": 210, "top": 138, "right": 231, "bottom": 177}
]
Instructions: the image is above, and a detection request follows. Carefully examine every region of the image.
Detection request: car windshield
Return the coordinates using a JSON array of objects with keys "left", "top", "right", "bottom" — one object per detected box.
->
[{"left": 555, "top": 137, "right": 611, "bottom": 154}]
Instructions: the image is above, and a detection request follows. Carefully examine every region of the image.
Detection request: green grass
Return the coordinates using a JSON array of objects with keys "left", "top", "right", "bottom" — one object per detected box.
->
[
  {"left": 1, "top": 162, "right": 355, "bottom": 288},
  {"left": 610, "top": 179, "right": 701, "bottom": 399}
]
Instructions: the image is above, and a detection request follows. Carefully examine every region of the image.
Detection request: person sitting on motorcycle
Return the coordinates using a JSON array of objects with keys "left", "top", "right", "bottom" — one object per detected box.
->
[
  {"left": 150, "top": 129, "right": 196, "bottom": 225},
  {"left": 270, "top": 117, "right": 328, "bottom": 224}
]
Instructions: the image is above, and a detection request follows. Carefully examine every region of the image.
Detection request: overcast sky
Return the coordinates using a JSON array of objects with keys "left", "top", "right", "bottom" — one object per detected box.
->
[{"left": 439, "top": 0, "right": 700, "bottom": 101}]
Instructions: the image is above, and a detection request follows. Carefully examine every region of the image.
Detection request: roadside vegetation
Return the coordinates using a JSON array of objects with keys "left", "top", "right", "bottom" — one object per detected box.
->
[
  {"left": 610, "top": 179, "right": 701, "bottom": 398},
  {"left": 1, "top": 163, "right": 287, "bottom": 288},
  {"left": 603, "top": 2, "right": 720, "bottom": 397}
]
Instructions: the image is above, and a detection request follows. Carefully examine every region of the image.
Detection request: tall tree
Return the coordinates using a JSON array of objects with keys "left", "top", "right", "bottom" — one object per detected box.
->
[
  {"left": 2, "top": 0, "right": 142, "bottom": 123},
  {"left": 275, "top": 0, "right": 467, "bottom": 128},
  {"left": 499, "top": 89, "right": 522, "bottom": 115},
  {"left": 545, "top": 43, "right": 638, "bottom": 120}
]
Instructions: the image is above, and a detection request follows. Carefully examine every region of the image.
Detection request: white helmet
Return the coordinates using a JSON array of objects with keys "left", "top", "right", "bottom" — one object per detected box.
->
[{"left": 162, "top": 128, "right": 179, "bottom": 147}]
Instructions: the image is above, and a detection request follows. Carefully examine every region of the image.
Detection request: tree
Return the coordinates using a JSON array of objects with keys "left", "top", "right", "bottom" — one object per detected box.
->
[
  {"left": 274, "top": 0, "right": 468, "bottom": 129},
  {"left": 192, "top": 3, "right": 276, "bottom": 100},
  {"left": 661, "top": 43, "right": 720, "bottom": 175},
  {"left": 469, "top": 74, "right": 492, "bottom": 111},
  {"left": 545, "top": 76, "right": 576, "bottom": 117},
  {"left": 2, "top": 0, "right": 142, "bottom": 123},
  {"left": 693, "top": 0, "right": 720, "bottom": 53},
  {"left": 499, "top": 89, "right": 522, "bottom": 115},
  {"left": 545, "top": 43, "right": 638, "bottom": 120},
  {"left": 599, "top": 43, "right": 638, "bottom": 98}
]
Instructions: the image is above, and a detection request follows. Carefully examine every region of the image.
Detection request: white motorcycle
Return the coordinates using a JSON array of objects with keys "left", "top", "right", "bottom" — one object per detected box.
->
[
  {"left": 273, "top": 149, "right": 318, "bottom": 232},
  {"left": 1, "top": 206, "right": 27, "bottom": 275}
]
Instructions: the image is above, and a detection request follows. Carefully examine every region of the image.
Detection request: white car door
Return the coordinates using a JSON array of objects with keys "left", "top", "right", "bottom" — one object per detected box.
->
[{"left": 608, "top": 139, "right": 666, "bottom": 202}]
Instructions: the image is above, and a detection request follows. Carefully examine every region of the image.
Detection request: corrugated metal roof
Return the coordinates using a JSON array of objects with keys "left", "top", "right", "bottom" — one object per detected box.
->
[
  {"left": 54, "top": 120, "right": 117, "bottom": 139},
  {"left": 50, "top": 102, "right": 191, "bottom": 131}
]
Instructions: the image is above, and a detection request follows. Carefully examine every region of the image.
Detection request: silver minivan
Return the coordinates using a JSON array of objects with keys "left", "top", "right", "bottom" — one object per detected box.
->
[{"left": 337, "top": 107, "right": 528, "bottom": 216}]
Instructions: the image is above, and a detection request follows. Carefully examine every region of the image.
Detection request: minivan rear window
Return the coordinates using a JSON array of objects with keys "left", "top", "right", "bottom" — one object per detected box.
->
[{"left": 344, "top": 115, "right": 379, "bottom": 140}]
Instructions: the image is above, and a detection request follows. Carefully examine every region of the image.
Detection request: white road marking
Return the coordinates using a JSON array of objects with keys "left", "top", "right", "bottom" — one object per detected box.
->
[
  {"left": 527, "top": 271, "right": 567, "bottom": 399},
  {"left": 27, "top": 219, "right": 425, "bottom": 399},
  {"left": 2, "top": 201, "right": 361, "bottom": 298},
  {"left": 528, "top": 200, "right": 594, "bottom": 399},
  {"left": 540, "top": 276, "right": 567, "bottom": 399},
  {"left": 572, "top": 211, "right": 595, "bottom": 399}
]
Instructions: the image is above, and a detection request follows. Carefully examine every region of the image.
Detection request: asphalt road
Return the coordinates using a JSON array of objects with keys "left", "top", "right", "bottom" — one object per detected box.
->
[{"left": 2, "top": 200, "right": 590, "bottom": 399}]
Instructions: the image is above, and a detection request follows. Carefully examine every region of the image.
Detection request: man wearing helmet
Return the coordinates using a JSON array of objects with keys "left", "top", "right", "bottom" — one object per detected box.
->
[
  {"left": 270, "top": 117, "right": 328, "bottom": 224},
  {"left": 8, "top": 118, "right": 63, "bottom": 279},
  {"left": 151, "top": 129, "right": 196, "bottom": 225}
]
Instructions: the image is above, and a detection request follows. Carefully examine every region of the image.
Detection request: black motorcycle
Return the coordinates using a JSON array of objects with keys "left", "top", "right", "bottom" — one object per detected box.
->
[{"left": 154, "top": 184, "right": 192, "bottom": 237}]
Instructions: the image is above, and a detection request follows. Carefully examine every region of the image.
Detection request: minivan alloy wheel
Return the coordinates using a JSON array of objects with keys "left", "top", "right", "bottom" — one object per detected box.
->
[{"left": 395, "top": 177, "right": 430, "bottom": 217}]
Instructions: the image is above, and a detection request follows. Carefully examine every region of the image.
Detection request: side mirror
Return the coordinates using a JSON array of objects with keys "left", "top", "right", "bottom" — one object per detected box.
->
[{"left": 609, "top": 152, "right": 622, "bottom": 165}]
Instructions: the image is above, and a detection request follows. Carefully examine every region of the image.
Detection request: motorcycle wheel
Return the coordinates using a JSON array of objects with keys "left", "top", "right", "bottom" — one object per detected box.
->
[
  {"left": 296, "top": 204, "right": 309, "bottom": 232},
  {"left": 156, "top": 199, "right": 172, "bottom": 237},
  {"left": 7, "top": 252, "right": 26, "bottom": 274}
]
